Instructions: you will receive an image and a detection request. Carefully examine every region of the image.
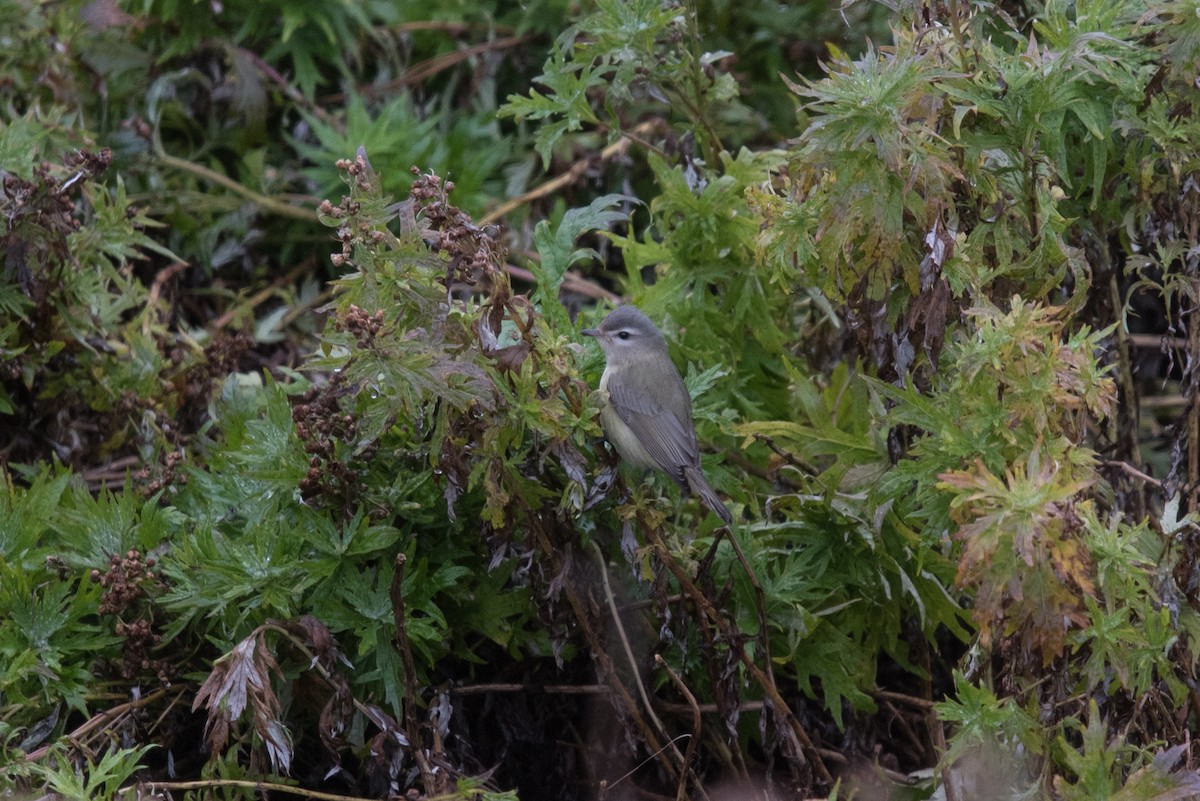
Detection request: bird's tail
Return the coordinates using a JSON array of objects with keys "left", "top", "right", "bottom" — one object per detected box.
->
[{"left": 683, "top": 466, "right": 734, "bottom": 525}]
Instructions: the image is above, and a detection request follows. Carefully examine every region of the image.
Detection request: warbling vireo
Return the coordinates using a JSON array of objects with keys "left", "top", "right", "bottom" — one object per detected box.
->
[{"left": 582, "top": 305, "right": 733, "bottom": 525}]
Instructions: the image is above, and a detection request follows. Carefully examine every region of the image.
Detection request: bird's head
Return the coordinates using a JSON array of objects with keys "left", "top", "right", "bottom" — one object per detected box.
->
[{"left": 581, "top": 305, "right": 668, "bottom": 363}]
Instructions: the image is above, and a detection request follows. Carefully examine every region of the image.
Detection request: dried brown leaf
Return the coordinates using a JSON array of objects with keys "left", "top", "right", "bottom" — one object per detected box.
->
[{"left": 192, "top": 630, "right": 292, "bottom": 772}]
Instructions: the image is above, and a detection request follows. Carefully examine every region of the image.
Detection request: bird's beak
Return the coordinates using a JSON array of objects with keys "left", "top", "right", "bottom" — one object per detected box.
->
[{"left": 581, "top": 327, "right": 599, "bottom": 338}]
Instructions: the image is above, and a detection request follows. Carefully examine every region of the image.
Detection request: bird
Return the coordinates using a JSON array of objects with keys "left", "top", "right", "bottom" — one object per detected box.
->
[{"left": 582, "top": 305, "right": 733, "bottom": 525}]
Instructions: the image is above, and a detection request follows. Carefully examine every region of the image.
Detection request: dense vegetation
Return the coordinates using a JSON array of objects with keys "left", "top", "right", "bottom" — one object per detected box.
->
[{"left": 2, "top": 0, "right": 1200, "bottom": 799}]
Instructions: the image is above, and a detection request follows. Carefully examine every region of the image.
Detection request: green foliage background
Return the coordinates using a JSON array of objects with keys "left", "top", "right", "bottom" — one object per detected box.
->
[{"left": 3, "top": 0, "right": 1200, "bottom": 799}]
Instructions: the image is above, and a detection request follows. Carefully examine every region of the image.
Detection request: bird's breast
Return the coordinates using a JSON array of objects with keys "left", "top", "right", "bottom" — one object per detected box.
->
[{"left": 597, "top": 365, "right": 659, "bottom": 470}]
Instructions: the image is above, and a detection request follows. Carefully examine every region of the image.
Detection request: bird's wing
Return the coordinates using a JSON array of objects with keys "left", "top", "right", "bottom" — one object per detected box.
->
[{"left": 605, "top": 364, "right": 699, "bottom": 479}]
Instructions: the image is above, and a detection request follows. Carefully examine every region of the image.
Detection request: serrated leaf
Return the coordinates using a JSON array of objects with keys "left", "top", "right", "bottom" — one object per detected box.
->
[{"left": 531, "top": 194, "right": 632, "bottom": 329}]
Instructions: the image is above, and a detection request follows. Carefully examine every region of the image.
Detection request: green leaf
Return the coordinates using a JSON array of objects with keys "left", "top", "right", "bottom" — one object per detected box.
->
[{"left": 531, "top": 194, "right": 631, "bottom": 330}]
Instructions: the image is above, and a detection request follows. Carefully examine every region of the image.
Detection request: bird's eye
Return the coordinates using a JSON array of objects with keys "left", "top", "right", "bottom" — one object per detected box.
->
[{"left": 616, "top": 331, "right": 631, "bottom": 340}]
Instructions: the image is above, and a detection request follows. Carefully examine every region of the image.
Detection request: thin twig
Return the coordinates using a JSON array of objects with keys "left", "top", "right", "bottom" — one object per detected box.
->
[
  {"left": 1185, "top": 250, "right": 1200, "bottom": 515},
  {"left": 1109, "top": 274, "right": 1142, "bottom": 470},
  {"left": 480, "top": 119, "right": 662, "bottom": 226},
  {"left": 209, "top": 259, "right": 317, "bottom": 332},
  {"left": 143, "top": 261, "right": 189, "bottom": 335},
  {"left": 154, "top": 150, "right": 316, "bottom": 222},
  {"left": 639, "top": 516, "right": 833, "bottom": 785},
  {"left": 1129, "top": 332, "right": 1189, "bottom": 349},
  {"left": 752, "top": 433, "right": 819, "bottom": 477},
  {"left": 721, "top": 523, "right": 795, "bottom": 780},
  {"left": 387, "top": 20, "right": 516, "bottom": 35},
  {"left": 723, "top": 527, "right": 774, "bottom": 681},
  {"left": 391, "top": 553, "right": 437, "bottom": 796},
  {"left": 1141, "top": 396, "right": 1189, "bottom": 409},
  {"left": 140, "top": 779, "right": 379, "bottom": 801},
  {"left": 658, "top": 698, "right": 761, "bottom": 714},
  {"left": 450, "top": 682, "right": 611, "bottom": 695},
  {"left": 258, "top": 621, "right": 396, "bottom": 733},
  {"left": 296, "top": 257, "right": 616, "bottom": 325},
  {"left": 723, "top": 447, "right": 804, "bottom": 491},
  {"left": 881, "top": 698, "right": 925, "bottom": 765},
  {"left": 332, "top": 36, "right": 532, "bottom": 103},
  {"left": 240, "top": 45, "right": 344, "bottom": 134},
  {"left": 506, "top": 261, "right": 620, "bottom": 302},
  {"left": 602, "top": 736, "right": 697, "bottom": 798},
  {"left": 146, "top": 684, "right": 192, "bottom": 737},
  {"left": 655, "top": 655, "right": 702, "bottom": 801},
  {"left": 816, "top": 747, "right": 914, "bottom": 785},
  {"left": 591, "top": 542, "right": 693, "bottom": 787},
  {"left": 449, "top": 682, "right": 789, "bottom": 716},
  {"left": 82, "top": 455, "right": 142, "bottom": 492},
  {"left": 22, "top": 687, "right": 175, "bottom": 762},
  {"left": 868, "top": 688, "right": 936, "bottom": 711},
  {"left": 279, "top": 285, "right": 334, "bottom": 329},
  {"left": 526, "top": 515, "right": 676, "bottom": 785},
  {"left": 932, "top": 711, "right": 961, "bottom": 801},
  {"left": 1103, "top": 459, "right": 1162, "bottom": 488}
]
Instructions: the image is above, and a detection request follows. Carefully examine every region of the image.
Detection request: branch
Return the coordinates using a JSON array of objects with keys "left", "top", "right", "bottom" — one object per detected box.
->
[
  {"left": 154, "top": 149, "right": 316, "bottom": 223},
  {"left": 655, "top": 655, "right": 701, "bottom": 801},
  {"left": 209, "top": 258, "right": 318, "bottom": 332},
  {"left": 526, "top": 512, "right": 678, "bottom": 785},
  {"left": 480, "top": 119, "right": 663, "bottom": 226},
  {"left": 639, "top": 515, "right": 833, "bottom": 785},
  {"left": 330, "top": 36, "right": 533, "bottom": 103},
  {"left": 22, "top": 687, "right": 176, "bottom": 762},
  {"left": 390, "top": 553, "right": 439, "bottom": 796},
  {"left": 592, "top": 542, "right": 701, "bottom": 796}
]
